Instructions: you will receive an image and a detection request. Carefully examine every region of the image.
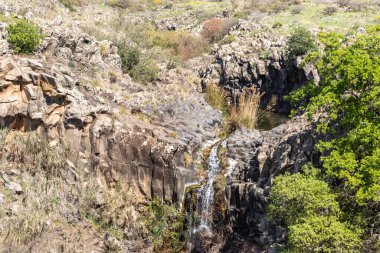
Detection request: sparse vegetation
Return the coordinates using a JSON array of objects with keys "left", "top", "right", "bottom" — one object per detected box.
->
[
  {"left": 59, "top": 0, "right": 83, "bottom": 11},
  {"left": 323, "top": 6, "right": 338, "bottom": 15},
  {"left": 219, "top": 35, "right": 236, "bottom": 45},
  {"left": 6, "top": 19, "right": 44, "bottom": 54},
  {"left": 146, "top": 199, "right": 187, "bottom": 252},
  {"left": 0, "top": 130, "right": 148, "bottom": 252}
]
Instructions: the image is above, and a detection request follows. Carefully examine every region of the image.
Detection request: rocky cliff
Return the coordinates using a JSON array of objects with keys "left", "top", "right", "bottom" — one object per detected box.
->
[
  {"left": 224, "top": 117, "right": 318, "bottom": 248},
  {"left": 200, "top": 31, "right": 319, "bottom": 113}
]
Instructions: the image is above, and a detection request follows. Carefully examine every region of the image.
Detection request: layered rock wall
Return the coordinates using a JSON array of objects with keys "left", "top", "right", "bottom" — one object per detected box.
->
[{"left": 0, "top": 56, "right": 201, "bottom": 204}]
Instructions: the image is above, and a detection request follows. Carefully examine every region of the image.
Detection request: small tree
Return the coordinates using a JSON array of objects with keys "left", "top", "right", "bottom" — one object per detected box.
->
[
  {"left": 6, "top": 19, "right": 44, "bottom": 54},
  {"left": 286, "top": 27, "right": 316, "bottom": 60}
]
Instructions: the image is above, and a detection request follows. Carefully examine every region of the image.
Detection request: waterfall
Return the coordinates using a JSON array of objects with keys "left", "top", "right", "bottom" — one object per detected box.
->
[{"left": 194, "top": 143, "right": 221, "bottom": 234}]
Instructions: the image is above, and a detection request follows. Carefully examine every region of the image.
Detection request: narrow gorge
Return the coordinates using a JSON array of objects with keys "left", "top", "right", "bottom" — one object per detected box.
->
[{"left": 0, "top": 1, "right": 378, "bottom": 253}]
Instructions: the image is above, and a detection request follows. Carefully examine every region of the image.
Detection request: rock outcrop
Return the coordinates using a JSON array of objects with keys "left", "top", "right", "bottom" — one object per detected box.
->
[
  {"left": 0, "top": 55, "right": 220, "bottom": 204},
  {"left": 200, "top": 35, "right": 319, "bottom": 113},
  {"left": 223, "top": 117, "right": 318, "bottom": 248}
]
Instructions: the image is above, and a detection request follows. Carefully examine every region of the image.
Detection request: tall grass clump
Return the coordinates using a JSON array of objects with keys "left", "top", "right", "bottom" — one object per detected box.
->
[
  {"left": 206, "top": 84, "right": 262, "bottom": 133},
  {"left": 205, "top": 84, "right": 229, "bottom": 116},
  {"left": 228, "top": 88, "right": 262, "bottom": 130}
]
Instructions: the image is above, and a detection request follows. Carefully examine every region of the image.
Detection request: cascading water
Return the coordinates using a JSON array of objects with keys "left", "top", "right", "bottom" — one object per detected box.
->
[{"left": 194, "top": 143, "right": 221, "bottom": 234}]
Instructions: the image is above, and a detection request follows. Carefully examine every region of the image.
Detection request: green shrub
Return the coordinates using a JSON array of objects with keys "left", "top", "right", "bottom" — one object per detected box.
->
[
  {"left": 130, "top": 58, "right": 159, "bottom": 83},
  {"left": 286, "top": 27, "right": 316, "bottom": 60},
  {"left": 268, "top": 170, "right": 363, "bottom": 252},
  {"left": 118, "top": 44, "right": 141, "bottom": 72},
  {"left": 146, "top": 199, "right": 186, "bottom": 252},
  {"left": 6, "top": 19, "right": 44, "bottom": 54},
  {"left": 289, "top": 27, "right": 380, "bottom": 205},
  {"left": 289, "top": 216, "right": 362, "bottom": 252},
  {"left": 268, "top": 170, "right": 341, "bottom": 226}
]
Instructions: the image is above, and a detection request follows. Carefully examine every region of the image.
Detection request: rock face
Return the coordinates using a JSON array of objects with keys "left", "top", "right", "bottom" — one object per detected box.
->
[
  {"left": 200, "top": 35, "right": 319, "bottom": 113},
  {"left": 223, "top": 117, "right": 318, "bottom": 247},
  {"left": 0, "top": 56, "right": 219, "bottom": 204}
]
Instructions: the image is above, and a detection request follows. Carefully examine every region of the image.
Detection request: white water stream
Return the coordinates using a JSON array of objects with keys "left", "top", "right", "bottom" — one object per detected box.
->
[{"left": 194, "top": 143, "right": 221, "bottom": 234}]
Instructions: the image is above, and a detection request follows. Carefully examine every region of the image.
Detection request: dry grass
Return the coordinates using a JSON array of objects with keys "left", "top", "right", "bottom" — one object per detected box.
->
[
  {"left": 206, "top": 84, "right": 262, "bottom": 134},
  {"left": 0, "top": 130, "right": 147, "bottom": 252},
  {"left": 205, "top": 83, "right": 229, "bottom": 115},
  {"left": 228, "top": 87, "right": 262, "bottom": 130}
]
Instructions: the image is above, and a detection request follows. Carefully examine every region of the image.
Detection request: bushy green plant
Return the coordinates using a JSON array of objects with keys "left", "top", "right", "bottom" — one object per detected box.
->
[
  {"left": 268, "top": 171, "right": 341, "bottom": 226},
  {"left": 118, "top": 43, "right": 158, "bottom": 83},
  {"left": 286, "top": 27, "right": 316, "bottom": 60},
  {"left": 288, "top": 216, "right": 362, "bottom": 252},
  {"left": 6, "top": 19, "right": 44, "bottom": 54},
  {"left": 272, "top": 22, "right": 283, "bottom": 28},
  {"left": 286, "top": 25, "right": 380, "bottom": 251},
  {"left": 268, "top": 170, "right": 363, "bottom": 252},
  {"left": 130, "top": 58, "right": 159, "bottom": 83},
  {"left": 118, "top": 45, "right": 141, "bottom": 72}
]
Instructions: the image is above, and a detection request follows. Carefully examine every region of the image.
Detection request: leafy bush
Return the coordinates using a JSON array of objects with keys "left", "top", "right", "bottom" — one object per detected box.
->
[
  {"left": 118, "top": 45, "right": 141, "bottom": 72},
  {"left": 287, "top": 26, "right": 380, "bottom": 251},
  {"left": 129, "top": 58, "right": 159, "bottom": 83},
  {"left": 286, "top": 27, "right": 316, "bottom": 60},
  {"left": 289, "top": 27, "right": 380, "bottom": 205},
  {"left": 268, "top": 171, "right": 363, "bottom": 252},
  {"left": 272, "top": 22, "right": 283, "bottom": 28},
  {"left": 146, "top": 199, "right": 186, "bottom": 252},
  {"left": 268, "top": 171, "right": 341, "bottom": 226},
  {"left": 6, "top": 19, "right": 44, "bottom": 54},
  {"left": 288, "top": 216, "right": 362, "bottom": 252}
]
